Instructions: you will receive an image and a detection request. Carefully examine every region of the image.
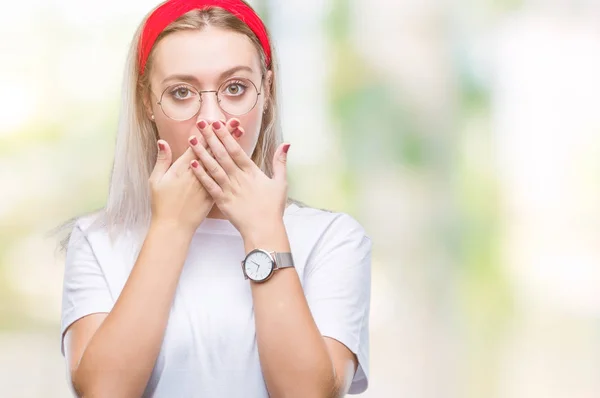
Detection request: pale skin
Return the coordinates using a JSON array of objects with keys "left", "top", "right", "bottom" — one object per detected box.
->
[{"left": 63, "top": 26, "right": 357, "bottom": 397}]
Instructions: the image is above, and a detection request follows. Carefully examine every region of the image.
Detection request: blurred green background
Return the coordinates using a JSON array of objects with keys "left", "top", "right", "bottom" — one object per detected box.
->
[{"left": 2, "top": 0, "right": 600, "bottom": 397}]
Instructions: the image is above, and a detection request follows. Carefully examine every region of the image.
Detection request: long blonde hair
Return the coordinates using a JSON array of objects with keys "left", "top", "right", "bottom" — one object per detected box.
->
[{"left": 57, "top": 2, "right": 305, "bottom": 250}]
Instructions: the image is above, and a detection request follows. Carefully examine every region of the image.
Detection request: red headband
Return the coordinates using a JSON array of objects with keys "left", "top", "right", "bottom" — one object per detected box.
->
[{"left": 138, "top": 0, "right": 272, "bottom": 75}]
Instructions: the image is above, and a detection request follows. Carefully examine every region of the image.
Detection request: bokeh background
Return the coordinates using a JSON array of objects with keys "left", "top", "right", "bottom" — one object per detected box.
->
[{"left": 2, "top": 0, "right": 600, "bottom": 397}]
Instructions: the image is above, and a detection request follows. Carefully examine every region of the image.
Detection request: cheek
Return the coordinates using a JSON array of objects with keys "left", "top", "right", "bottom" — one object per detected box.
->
[
  {"left": 235, "top": 108, "right": 263, "bottom": 156},
  {"left": 155, "top": 119, "right": 197, "bottom": 159}
]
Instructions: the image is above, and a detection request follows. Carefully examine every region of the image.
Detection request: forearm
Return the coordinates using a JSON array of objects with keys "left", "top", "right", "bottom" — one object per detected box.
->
[
  {"left": 73, "top": 221, "right": 194, "bottom": 397},
  {"left": 244, "top": 224, "right": 338, "bottom": 398}
]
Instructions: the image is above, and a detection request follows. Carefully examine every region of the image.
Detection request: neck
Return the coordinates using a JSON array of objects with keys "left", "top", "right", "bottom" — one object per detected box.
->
[
  {"left": 206, "top": 204, "right": 226, "bottom": 220},
  {"left": 205, "top": 200, "right": 293, "bottom": 221}
]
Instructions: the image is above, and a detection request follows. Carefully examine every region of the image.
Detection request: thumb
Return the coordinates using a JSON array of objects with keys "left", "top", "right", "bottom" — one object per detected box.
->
[
  {"left": 150, "top": 140, "right": 172, "bottom": 181},
  {"left": 272, "top": 143, "right": 290, "bottom": 182}
]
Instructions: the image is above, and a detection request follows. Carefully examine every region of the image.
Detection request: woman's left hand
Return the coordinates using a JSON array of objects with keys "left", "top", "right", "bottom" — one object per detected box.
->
[{"left": 188, "top": 119, "right": 290, "bottom": 239}]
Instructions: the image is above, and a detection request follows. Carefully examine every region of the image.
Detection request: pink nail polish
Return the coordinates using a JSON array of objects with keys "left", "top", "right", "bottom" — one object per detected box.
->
[
  {"left": 189, "top": 136, "right": 198, "bottom": 146},
  {"left": 231, "top": 119, "right": 240, "bottom": 128},
  {"left": 233, "top": 128, "right": 243, "bottom": 138},
  {"left": 158, "top": 142, "right": 165, "bottom": 151},
  {"left": 191, "top": 160, "right": 199, "bottom": 169},
  {"left": 283, "top": 144, "right": 291, "bottom": 154},
  {"left": 198, "top": 120, "right": 207, "bottom": 129},
  {"left": 212, "top": 121, "right": 221, "bottom": 130}
]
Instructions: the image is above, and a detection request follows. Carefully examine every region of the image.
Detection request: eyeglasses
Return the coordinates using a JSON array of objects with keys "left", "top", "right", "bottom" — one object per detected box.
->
[{"left": 152, "top": 76, "right": 263, "bottom": 121}]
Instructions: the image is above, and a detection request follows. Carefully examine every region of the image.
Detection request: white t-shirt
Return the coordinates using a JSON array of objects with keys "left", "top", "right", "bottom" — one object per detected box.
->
[{"left": 60, "top": 203, "right": 371, "bottom": 397}]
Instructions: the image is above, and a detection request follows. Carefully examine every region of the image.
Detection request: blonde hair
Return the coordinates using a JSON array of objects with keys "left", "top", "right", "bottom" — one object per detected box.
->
[{"left": 56, "top": 1, "right": 305, "bottom": 250}]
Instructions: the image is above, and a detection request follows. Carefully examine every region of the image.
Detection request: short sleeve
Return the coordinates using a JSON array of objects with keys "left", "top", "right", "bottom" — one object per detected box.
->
[
  {"left": 60, "top": 222, "right": 114, "bottom": 356},
  {"left": 303, "top": 214, "right": 372, "bottom": 394}
]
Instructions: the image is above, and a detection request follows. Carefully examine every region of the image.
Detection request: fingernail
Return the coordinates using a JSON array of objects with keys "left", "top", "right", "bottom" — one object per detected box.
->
[
  {"left": 191, "top": 160, "right": 199, "bottom": 169},
  {"left": 283, "top": 144, "right": 291, "bottom": 154},
  {"left": 189, "top": 136, "right": 198, "bottom": 146},
  {"left": 212, "top": 121, "right": 221, "bottom": 130},
  {"left": 230, "top": 119, "right": 240, "bottom": 128},
  {"left": 233, "top": 128, "right": 243, "bottom": 138},
  {"left": 158, "top": 141, "right": 165, "bottom": 151},
  {"left": 198, "top": 120, "right": 207, "bottom": 129}
]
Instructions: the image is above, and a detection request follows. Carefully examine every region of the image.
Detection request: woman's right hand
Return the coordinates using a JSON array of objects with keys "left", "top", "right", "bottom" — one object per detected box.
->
[{"left": 149, "top": 139, "right": 214, "bottom": 234}]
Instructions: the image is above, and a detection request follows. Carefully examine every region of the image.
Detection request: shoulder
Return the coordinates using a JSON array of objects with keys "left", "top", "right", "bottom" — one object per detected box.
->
[
  {"left": 285, "top": 202, "right": 370, "bottom": 241},
  {"left": 66, "top": 212, "right": 139, "bottom": 294},
  {"left": 60, "top": 211, "right": 106, "bottom": 253},
  {"left": 68, "top": 211, "right": 135, "bottom": 265},
  {"left": 284, "top": 202, "right": 372, "bottom": 266},
  {"left": 74, "top": 211, "right": 107, "bottom": 235}
]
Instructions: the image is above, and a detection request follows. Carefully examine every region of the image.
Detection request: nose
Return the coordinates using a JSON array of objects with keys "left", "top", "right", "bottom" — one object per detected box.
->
[{"left": 196, "top": 91, "right": 226, "bottom": 125}]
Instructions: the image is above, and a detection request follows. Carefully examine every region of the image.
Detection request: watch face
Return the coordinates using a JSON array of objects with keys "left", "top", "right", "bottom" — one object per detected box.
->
[{"left": 244, "top": 250, "right": 274, "bottom": 282}]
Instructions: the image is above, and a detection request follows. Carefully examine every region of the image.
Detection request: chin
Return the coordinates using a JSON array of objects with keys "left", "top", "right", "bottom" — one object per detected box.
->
[{"left": 172, "top": 146, "right": 189, "bottom": 160}]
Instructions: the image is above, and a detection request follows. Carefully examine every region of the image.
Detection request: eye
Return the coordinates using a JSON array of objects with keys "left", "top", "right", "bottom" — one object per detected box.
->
[
  {"left": 169, "top": 85, "right": 196, "bottom": 100},
  {"left": 223, "top": 81, "right": 247, "bottom": 96}
]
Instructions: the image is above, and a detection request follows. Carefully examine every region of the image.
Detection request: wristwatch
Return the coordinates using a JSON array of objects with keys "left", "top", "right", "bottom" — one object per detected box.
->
[{"left": 241, "top": 249, "right": 295, "bottom": 283}]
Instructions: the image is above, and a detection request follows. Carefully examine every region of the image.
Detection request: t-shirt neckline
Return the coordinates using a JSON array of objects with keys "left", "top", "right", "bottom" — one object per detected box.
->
[{"left": 195, "top": 202, "right": 300, "bottom": 236}]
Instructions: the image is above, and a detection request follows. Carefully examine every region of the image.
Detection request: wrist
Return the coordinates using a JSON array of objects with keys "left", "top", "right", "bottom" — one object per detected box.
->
[{"left": 242, "top": 220, "right": 290, "bottom": 254}]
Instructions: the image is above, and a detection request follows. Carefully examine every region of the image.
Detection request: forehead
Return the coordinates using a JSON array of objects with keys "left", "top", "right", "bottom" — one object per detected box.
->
[{"left": 150, "top": 27, "right": 261, "bottom": 83}]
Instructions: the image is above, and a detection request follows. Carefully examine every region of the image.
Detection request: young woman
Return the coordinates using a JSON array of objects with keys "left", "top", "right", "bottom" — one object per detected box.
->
[{"left": 60, "top": 1, "right": 372, "bottom": 396}]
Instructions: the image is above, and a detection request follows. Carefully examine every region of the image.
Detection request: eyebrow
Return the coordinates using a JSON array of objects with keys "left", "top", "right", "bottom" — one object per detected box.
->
[{"left": 161, "top": 65, "right": 255, "bottom": 85}]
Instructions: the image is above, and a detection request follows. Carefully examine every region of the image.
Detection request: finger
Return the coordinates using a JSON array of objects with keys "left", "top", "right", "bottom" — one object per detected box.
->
[
  {"left": 225, "top": 118, "right": 239, "bottom": 135},
  {"left": 150, "top": 140, "right": 172, "bottom": 182},
  {"left": 200, "top": 121, "right": 239, "bottom": 174},
  {"left": 191, "top": 159, "right": 224, "bottom": 200},
  {"left": 196, "top": 120, "right": 214, "bottom": 156},
  {"left": 188, "top": 134, "right": 209, "bottom": 160},
  {"left": 272, "top": 143, "right": 290, "bottom": 183},
  {"left": 226, "top": 118, "right": 246, "bottom": 141},
  {"left": 190, "top": 134, "right": 230, "bottom": 188},
  {"left": 170, "top": 147, "right": 197, "bottom": 176},
  {"left": 215, "top": 119, "right": 255, "bottom": 171},
  {"left": 197, "top": 119, "right": 221, "bottom": 158}
]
